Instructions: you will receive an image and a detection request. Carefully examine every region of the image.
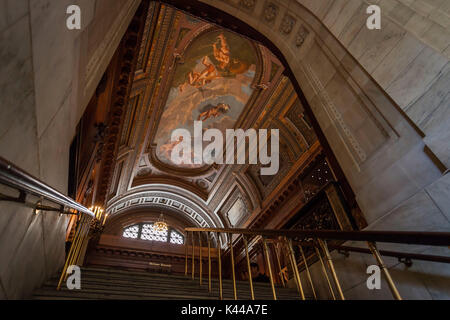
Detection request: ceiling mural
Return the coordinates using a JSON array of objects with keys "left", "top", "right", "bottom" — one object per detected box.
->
[
  {"left": 97, "top": 3, "right": 324, "bottom": 231},
  {"left": 154, "top": 29, "right": 259, "bottom": 168}
]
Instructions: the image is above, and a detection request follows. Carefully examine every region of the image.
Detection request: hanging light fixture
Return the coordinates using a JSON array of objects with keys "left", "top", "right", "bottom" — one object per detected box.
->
[{"left": 154, "top": 213, "right": 168, "bottom": 232}]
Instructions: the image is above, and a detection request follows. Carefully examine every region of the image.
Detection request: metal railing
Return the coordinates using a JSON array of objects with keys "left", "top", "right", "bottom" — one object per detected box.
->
[
  {"left": 0, "top": 156, "right": 95, "bottom": 217},
  {"left": 0, "top": 156, "right": 100, "bottom": 289},
  {"left": 184, "top": 227, "right": 450, "bottom": 301}
]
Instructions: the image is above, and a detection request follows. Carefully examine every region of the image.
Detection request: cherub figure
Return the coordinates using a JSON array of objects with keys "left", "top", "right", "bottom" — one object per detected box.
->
[
  {"left": 213, "top": 33, "right": 230, "bottom": 70},
  {"left": 197, "top": 103, "right": 231, "bottom": 121},
  {"left": 179, "top": 56, "right": 220, "bottom": 92}
]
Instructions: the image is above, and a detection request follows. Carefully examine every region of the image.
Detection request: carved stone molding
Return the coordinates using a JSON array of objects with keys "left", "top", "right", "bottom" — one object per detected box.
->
[
  {"left": 263, "top": 2, "right": 278, "bottom": 23},
  {"left": 96, "top": 1, "right": 149, "bottom": 206},
  {"left": 295, "top": 25, "right": 309, "bottom": 48},
  {"left": 280, "top": 14, "right": 296, "bottom": 35},
  {"left": 107, "top": 187, "right": 225, "bottom": 230},
  {"left": 301, "top": 63, "right": 367, "bottom": 165},
  {"left": 239, "top": 0, "right": 257, "bottom": 10},
  {"left": 84, "top": 0, "right": 141, "bottom": 97},
  {"left": 220, "top": 187, "right": 251, "bottom": 227}
]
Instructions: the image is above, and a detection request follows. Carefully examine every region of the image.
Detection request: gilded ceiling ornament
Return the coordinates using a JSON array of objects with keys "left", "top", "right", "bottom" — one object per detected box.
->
[
  {"left": 295, "top": 26, "right": 310, "bottom": 48},
  {"left": 196, "top": 179, "right": 209, "bottom": 189},
  {"left": 280, "top": 14, "right": 296, "bottom": 35},
  {"left": 264, "top": 3, "right": 278, "bottom": 22}
]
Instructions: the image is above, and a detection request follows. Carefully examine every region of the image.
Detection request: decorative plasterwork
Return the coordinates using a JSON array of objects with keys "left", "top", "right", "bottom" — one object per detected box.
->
[
  {"left": 301, "top": 62, "right": 367, "bottom": 165},
  {"left": 219, "top": 186, "right": 251, "bottom": 227},
  {"left": 107, "top": 185, "right": 225, "bottom": 228},
  {"left": 239, "top": 0, "right": 256, "bottom": 11},
  {"left": 280, "top": 14, "right": 296, "bottom": 35},
  {"left": 262, "top": 2, "right": 278, "bottom": 24},
  {"left": 96, "top": 2, "right": 149, "bottom": 206},
  {"left": 295, "top": 25, "right": 310, "bottom": 48}
]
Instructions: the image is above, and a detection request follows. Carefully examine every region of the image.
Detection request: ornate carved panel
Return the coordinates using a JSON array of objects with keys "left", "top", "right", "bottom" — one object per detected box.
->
[
  {"left": 295, "top": 25, "right": 309, "bottom": 48},
  {"left": 262, "top": 2, "right": 278, "bottom": 24},
  {"left": 219, "top": 186, "right": 252, "bottom": 227},
  {"left": 107, "top": 190, "right": 222, "bottom": 230},
  {"left": 280, "top": 14, "right": 296, "bottom": 35}
]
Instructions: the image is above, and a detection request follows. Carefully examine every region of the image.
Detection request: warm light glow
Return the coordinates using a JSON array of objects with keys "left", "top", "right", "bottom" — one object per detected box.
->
[
  {"left": 102, "top": 213, "right": 108, "bottom": 226},
  {"left": 90, "top": 206, "right": 106, "bottom": 222},
  {"left": 154, "top": 221, "right": 168, "bottom": 232},
  {"left": 154, "top": 213, "right": 168, "bottom": 232}
]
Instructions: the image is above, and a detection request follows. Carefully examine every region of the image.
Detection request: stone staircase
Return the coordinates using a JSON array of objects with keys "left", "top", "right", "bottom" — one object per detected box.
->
[{"left": 33, "top": 266, "right": 301, "bottom": 300}]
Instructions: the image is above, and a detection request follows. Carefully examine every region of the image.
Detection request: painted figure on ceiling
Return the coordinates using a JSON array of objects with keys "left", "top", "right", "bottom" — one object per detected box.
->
[
  {"left": 197, "top": 103, "right": 231, "bottom": 121},
  {"left": 213, "top": 33, "right": 230, "bottom": 70},
  {"left": 154, "top": 28, "right": 258, "bottom": 168},
  {"left": 160, "top": 136, "right": 184, "bottom": 160},
  {"left": 179, "top": 56, "right": 219, "bottom": 92}
]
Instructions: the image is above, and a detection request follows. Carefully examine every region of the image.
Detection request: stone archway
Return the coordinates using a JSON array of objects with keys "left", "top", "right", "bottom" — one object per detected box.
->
[
  {"left": 106, "top": 184, "right": 228, "bottom": 245},
  {"left": 159, "top": 0, "right": 449, "bottom": 233}
]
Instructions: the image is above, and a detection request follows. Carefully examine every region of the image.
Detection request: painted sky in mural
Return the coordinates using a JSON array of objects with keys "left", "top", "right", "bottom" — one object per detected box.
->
[{"left": 154, "top": 29, "right": 258, "bottom": 168}]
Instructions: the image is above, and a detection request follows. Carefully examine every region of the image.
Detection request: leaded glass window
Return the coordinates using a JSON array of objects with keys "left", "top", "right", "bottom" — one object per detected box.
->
[
  {"left": 141, "top": 223, "right": 168, "bottom": 242},
  {"left": 170, "top": 230, "right": 184, "bottom": 244},
  {"left": 122, "top": 223, "right": 184, "bottom": 245},
  {"left": 123, "top": 225, "right": 139, "bottom": 239}
]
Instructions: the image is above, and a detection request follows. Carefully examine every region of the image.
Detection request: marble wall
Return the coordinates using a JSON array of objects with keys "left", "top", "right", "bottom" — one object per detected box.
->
[{"left": 0, "top": 0, "right": 141, "bottom": 299}]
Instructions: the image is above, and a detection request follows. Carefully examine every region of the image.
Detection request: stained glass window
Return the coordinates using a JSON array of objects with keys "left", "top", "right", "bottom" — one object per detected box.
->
[{"left": 122, "top": 223, "right": 184, "bottom": 245}]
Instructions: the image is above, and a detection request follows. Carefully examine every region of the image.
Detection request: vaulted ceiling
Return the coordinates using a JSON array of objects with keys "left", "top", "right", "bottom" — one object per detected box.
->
[{"left": 79, "top": 2, "right": 329, "bottom": 237}]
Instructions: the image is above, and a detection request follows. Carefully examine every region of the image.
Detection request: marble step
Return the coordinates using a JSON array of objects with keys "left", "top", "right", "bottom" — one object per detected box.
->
[
  {"left": 34, "top": 266, "right": 303, "bottom": 300},
  {"left": 40, "top": 278, "right": 299, "bottom": 300},
  {"left": 79, "top": 266, "right": 289, "bottom": 289}
]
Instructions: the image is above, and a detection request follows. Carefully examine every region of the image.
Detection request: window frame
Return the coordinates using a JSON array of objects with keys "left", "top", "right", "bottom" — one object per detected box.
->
[{"left": 122, "top": 223, "right": 184, "bottom": 245}]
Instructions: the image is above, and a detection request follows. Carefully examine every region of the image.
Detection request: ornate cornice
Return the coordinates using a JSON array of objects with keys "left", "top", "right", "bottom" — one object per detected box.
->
[
  {"left": 106, "top": 185, "right": 226, "bottom": 231},
  {"left": 96, "top": 1, "right": 150, "bottom": 206}
]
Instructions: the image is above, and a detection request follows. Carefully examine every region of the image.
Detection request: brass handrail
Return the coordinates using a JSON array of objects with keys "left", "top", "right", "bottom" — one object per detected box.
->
[
  {"left": 294, "top": 241, "right": 450, "bottom": 265},
  {"left": 184, "top": 227, "right": 450, "bottom": 301},
  {"left": 0, "top": 156, "right": 95, "bottom": 217},
  {"left": 185, "top": 227, "right": 450, "bottom": 246},
  {"left": 0, "top": 157, "right": 101, "bottom": 291}
]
